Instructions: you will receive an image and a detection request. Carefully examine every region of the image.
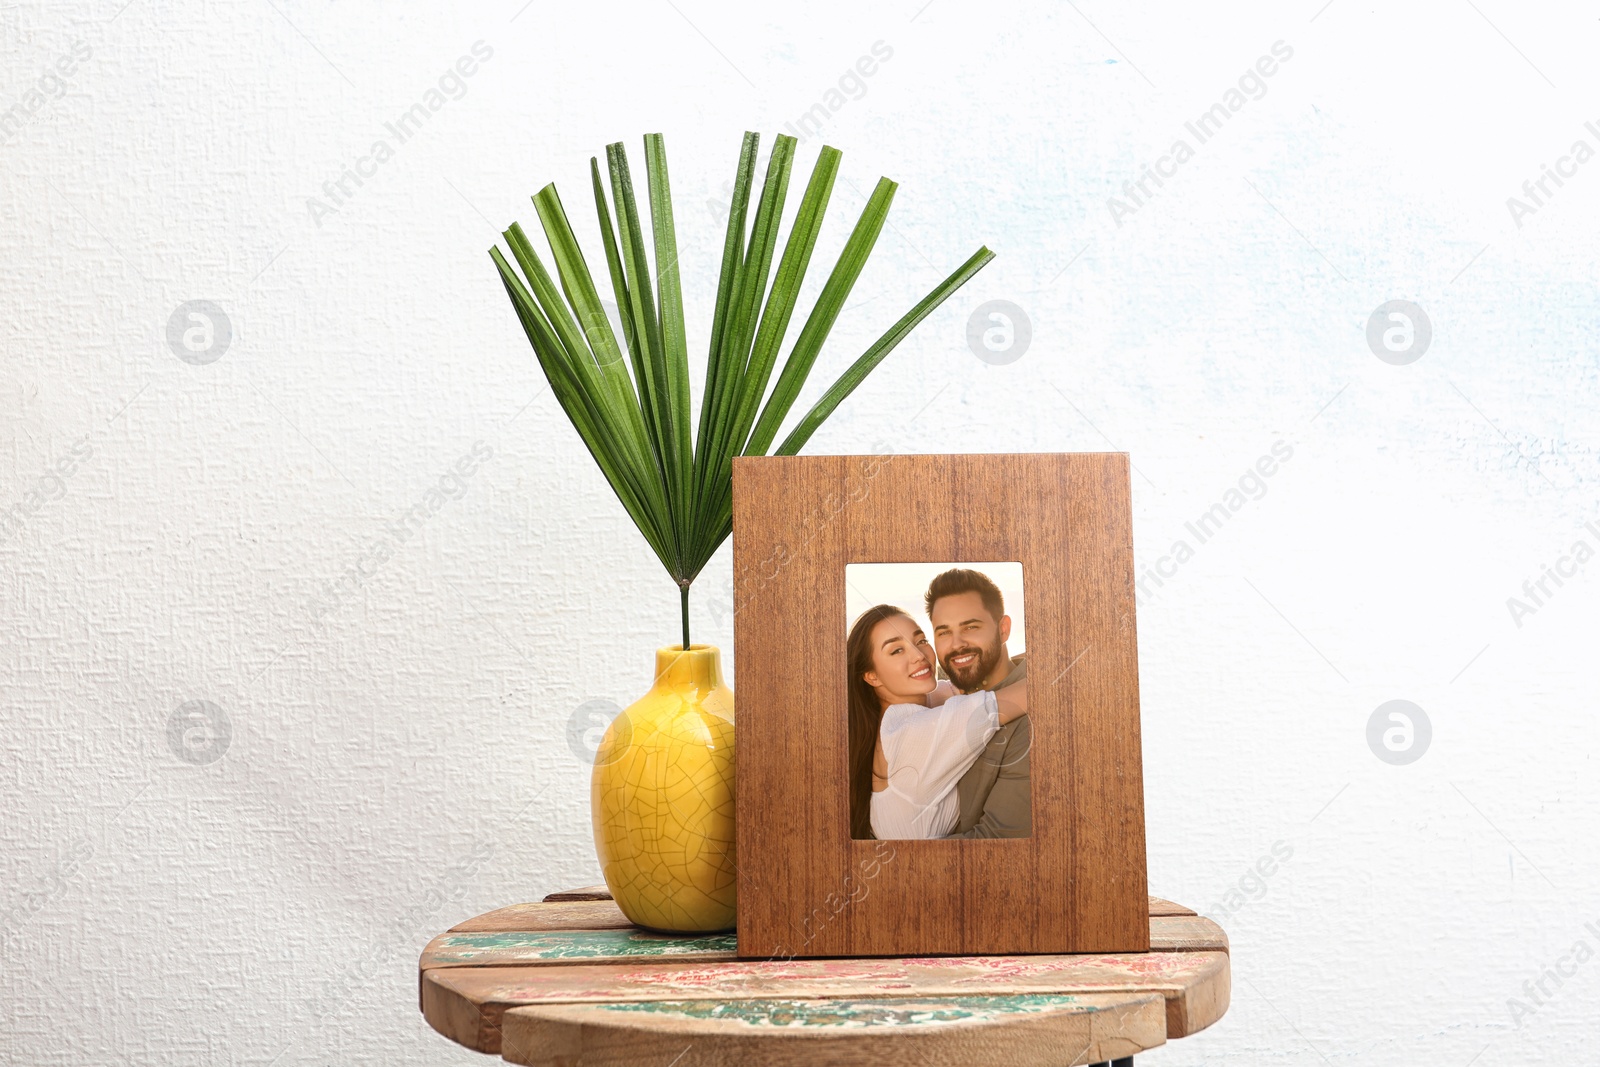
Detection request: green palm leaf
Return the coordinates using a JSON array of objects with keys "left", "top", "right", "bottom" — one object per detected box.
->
[{"left": 491, "top": 132, "right": 994, "bottom": 648}]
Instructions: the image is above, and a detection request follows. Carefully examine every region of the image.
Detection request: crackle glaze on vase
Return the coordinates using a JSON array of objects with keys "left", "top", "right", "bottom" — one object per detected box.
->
[{"left": 592, "top": 644, "right": 736, "bottom": 933}]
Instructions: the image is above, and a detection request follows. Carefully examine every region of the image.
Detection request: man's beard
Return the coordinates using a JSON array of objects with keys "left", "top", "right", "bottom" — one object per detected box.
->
[{"left": 942, "top": 635, "right": 1005, "bottom": 692}]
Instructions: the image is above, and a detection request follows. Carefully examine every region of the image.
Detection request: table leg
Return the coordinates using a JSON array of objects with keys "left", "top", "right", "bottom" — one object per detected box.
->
[{"left": 1090, "top": 1059, "right": 1135, "bottom": 1067}]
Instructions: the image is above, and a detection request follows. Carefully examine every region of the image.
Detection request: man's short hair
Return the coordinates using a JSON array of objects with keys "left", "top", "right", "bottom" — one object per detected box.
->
[{"left": 925, "top": 567, "right": 1004, "bottom": 623}]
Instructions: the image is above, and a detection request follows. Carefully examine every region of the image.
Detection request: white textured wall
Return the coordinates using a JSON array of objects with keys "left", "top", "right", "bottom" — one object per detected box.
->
[{"left": 3, "top": 0, "right": 1596, "bottom": 1063}]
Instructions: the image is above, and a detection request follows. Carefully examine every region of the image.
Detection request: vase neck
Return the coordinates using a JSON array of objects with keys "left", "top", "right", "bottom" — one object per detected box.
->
[{"left": 653, "top": 644, "right": 724, "bottom": 693}]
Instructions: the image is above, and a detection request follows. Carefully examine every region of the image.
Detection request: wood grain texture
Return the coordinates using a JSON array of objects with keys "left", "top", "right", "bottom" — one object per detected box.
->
[
  {"left": 536, "top": 885, "right": 1195, "bottom": 918},
  {"left": 420, "top": 916, "right": 1224, "bottom": 971},
  {"left": 542, "top": 884, "right": 613, "bottom": 902},
  {"left": 422, "top": 929, "right": 739, "bottom": 969},
  {"left": 421, "top": 949, "right": 1229, "bottom": 1053},
  {"left": 730, "top": 453, "right": 1148, "bottom": 958},
  {"left": 448, "top": 900, "right": 632, "bottom": 933},
  {"left": 1147, "top": 897, "right": 1196, "bottom": 916},
  {"left": 500, "top": 992, "right": 1166, "bottom": 1067},
  {"left": 1148, "top": 915, "right": 1227, "bottom": 954}
]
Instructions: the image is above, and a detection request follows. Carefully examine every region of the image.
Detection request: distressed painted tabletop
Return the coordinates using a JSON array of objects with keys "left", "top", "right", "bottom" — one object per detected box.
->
[{"left": 420, "top": 887, "right": 1229, "bottom": 1066}]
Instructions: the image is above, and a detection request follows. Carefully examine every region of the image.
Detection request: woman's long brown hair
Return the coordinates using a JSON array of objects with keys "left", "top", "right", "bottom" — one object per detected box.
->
[{"left": 847, "top": 604, "right": 911, "bottom": 840}]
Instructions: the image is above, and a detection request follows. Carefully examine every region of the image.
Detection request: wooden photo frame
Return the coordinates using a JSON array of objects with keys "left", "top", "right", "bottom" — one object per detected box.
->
[{"left": 730, "top": 452, "right": 1148, "bottom": 959}]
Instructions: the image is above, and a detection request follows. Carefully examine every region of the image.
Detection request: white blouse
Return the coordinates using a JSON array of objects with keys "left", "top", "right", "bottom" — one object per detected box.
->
[{"left": 869, "top": 689, "right": 1001, "bottom": 840}]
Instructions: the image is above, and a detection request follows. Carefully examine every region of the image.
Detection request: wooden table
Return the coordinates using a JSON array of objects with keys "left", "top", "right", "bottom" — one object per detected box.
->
[{"left": 420, "top": 887, "right": 1229, "bottom": 1066}]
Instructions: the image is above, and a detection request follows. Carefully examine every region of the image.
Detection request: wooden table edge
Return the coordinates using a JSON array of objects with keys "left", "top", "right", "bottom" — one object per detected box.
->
[
  {"left": 421, "top": 914, "right": 1225, "bottom": 972},
  {"left": 420, "top": 948, "right": 1230, "bottom": 1053},
  {"left": 499, "top": 991, "right": 1170, "bottom": 1066}
]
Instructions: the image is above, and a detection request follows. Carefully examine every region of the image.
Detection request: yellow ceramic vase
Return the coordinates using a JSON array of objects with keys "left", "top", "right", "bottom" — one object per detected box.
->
[{"left": 592, "top": 643, "right": 736, "bottom": 933}]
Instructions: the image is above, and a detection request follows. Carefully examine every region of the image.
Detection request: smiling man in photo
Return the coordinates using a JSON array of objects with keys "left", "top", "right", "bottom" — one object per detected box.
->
[{"left": 925, "top": 568, "right": 1031, "bottom": 839}]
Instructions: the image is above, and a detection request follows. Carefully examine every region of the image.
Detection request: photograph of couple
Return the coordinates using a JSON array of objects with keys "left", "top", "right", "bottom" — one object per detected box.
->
[{"left": 846, "top": 563, "right": 1032, "bottom": 841}]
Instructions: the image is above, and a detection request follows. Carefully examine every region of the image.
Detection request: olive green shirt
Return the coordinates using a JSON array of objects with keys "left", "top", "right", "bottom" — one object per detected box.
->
[{"left": 945, "top": 654, "right": 1031, "bottom": 839}]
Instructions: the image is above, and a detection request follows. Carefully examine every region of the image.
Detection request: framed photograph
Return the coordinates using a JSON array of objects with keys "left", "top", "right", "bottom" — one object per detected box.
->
[
  {"left": 731, "top": 452, "right": 1148, "bottom": 959},
  {"left": 842, "top": 560, "right": 1032, "bottom": 841}
]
